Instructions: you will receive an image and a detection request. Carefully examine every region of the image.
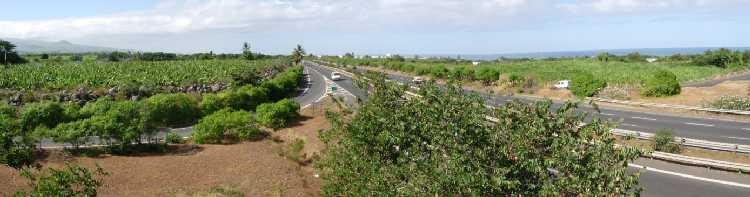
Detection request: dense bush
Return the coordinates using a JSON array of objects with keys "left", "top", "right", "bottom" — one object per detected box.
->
[
  {"left": 192, "top": 109, "right": 260, "bottom": 144},
  {"left": 227, "top": 86, "right": 270, "bottom": 111},
  {"left": 165, "top": 132, "right": 183, "bottom": 144},
  {"left": 318, "top": 78, "right": 641, "bottom": 196},
  {"left": 20, "top": 102, "right": 76, "bottom": 131},
  {"left": 696, "top": 48, "right": 745, "bottom": 68},
  {"left": 0, "top": 103, "right": 16, "bottom": 117},
  {"left": 262, "top": 66, "right": 303, "bottom": 100},
  {"left": 706, "top": 96, "right": 750, "bottom": 111},
  {"left": 570, "top": 71, "right": 606, "bottom": 97},
  {"left": 12, "top": 163, "right": 108, "bottom": 196},
  {"left": 1, "top": 115, "right": 36, "bottom": 169},
  {"left": 143, "top": 93, "right": 201, "bottom": 127},
  {"left": 256, "top": 99, "right": 300, "bottom": 129},
  {"left": 640, "top": 70, "right": 681, "bottom": 97},
  {"left": 200, "top": 94, "right": 225, "bottom": 115},
  {"left": 653, "top": 130, "right": 681, "bottom": 153},
  {"left": 474, "top": 66, "right": 500, "bottom": 85}
]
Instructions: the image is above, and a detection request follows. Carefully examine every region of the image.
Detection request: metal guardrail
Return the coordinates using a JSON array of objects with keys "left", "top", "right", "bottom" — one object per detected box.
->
[
  {"left": 611, "top": 129, "right": 750, "bottom": 154},
  {"left": 589, "top": 97, "right": 750, "bottom": 115},
  {"left": 649, "top": 151, "right": 750, "bottom": 173},
  {"left": 314, "top": 61, "right": 750, "bottom": 172}
]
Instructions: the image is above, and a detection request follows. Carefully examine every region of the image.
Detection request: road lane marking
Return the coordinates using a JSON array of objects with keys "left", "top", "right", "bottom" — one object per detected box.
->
[
  {"left": 600, "top": 113, "right": 616, "bottom": 116},
  {"left": 742, "top": 128, "right": 750, "bottom": 131},
  {"left": 629, "top": 163, "right": 750, "bottom": 189},
  {"left": 685, "top": 122, "right": 715, "bottom": 127},
  {"left": 631, "top": 116, "right": 657, "bottom": 121},
  {"left": 723, "top": 136, "right": 750, "bottom": 141},
  {"left": 621, "top": 123, "right": 640, "bottom": 127}
]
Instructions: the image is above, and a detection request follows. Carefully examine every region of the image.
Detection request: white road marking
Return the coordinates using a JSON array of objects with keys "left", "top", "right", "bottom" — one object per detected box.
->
[
  {"left": 629, "top": 163, "right": 750, "bottom": 189},
  {"left": 742, "top": 128, "right": 750, "bottom": 131},
  {"left": 631, "top": 116, "right": 657, "bottom": 121},
  {"left": 600, "top": 113, "right": 616, "bottom": 116},
  {"left": 723, "top": 136, "right": 750, "bottom": 141},
  {"left": 621, "top": 123, "right": 640, "bottom": 127},
  {"left": 685, "top": 122, "right": 715, "bottom": 127}
]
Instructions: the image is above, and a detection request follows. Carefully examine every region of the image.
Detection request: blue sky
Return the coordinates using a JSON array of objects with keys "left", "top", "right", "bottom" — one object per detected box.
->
[{"left": 1, "top": 0, "right": 749, "bottom": 55}]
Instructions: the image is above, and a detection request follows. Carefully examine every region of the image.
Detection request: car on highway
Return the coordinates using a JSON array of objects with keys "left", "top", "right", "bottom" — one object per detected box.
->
[
  {"left": 554, "top": 80, "right": 570, "bottom": 89},
  {"left": 331, "top": 72, "right": 342, "bottom": 81},
  {"left": 412, "top": 76, "right": 424, "bottom": 84}
]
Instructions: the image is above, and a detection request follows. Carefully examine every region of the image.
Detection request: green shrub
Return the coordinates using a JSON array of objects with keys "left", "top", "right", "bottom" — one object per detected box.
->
[
  {"left": 706, "top": 96, "right": 750, "bottom": 111},
  {"left": 79, "top": 98, "right": 116, "bottom": 118},
  {"left": 1, "top": 115, "right": 36, "bottom": 169},
  {"left": 143, "top": 93, "right": 200, "bottom": 127},
  {"left": 256, "top": 99, "right": 300, "bottom": 129},
  {"left": 165, "top": 132, "right": 183, "bottom": 144},
  {"left": 0, "top": 103, "right": 16, "bottom": 117},
  {"left": 653, "top": 130, "right": 681, "bottom": 153},
  {"left": 474, "top": 67, "right": 500, "bottom": 85},
  {"left": 230, "top": 86, "right": 270, "bottom": 111},
  {"left": 192, "top": 109, "right": 261, "bottom": 144},
  {"left": 262, "top": 66, "right": 303, "bottom": 100},
  {"left": 640, "top": 70, "right": 681, "bottom": 97},
  {"left": 13, "top": 163, "right": 108, "bottom": 196},
  {"left": 200, "top": 94, "right": 226, "bottom": 115},
  {"left": 20, "top": 102, "right": 73, "bottom": 131},
  {"left": 570, "top": 71, "right": 606, "bottom": 97}
]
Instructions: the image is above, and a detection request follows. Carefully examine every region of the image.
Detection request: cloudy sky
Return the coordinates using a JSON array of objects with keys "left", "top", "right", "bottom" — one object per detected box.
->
[{"left": 1, "top": 0, "right": 748, "bottom": 55}]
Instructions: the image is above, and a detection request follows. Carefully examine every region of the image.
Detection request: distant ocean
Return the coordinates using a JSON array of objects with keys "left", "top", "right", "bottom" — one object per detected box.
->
[{"left": 419, "top": 47, "right": 750, "bottom": 61}]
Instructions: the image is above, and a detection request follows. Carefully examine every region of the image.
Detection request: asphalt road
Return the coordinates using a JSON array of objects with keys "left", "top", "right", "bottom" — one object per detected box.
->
[
  {"left": 306, "top": 61, "right": 750, "bottom": 196},
  {"left": 307, "top": 61, "right": 750, "bottom": 146},
  {"left": 684, "top": 71, "right": 750, "bottom": 87}
]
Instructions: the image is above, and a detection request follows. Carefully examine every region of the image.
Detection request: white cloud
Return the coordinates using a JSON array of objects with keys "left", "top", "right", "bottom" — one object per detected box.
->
[
  {"left": 558, "top": 0, "right": 748, "bottom": 14},
  {"left": 0, "top": 0, "right": 532, "bottom": 40}
]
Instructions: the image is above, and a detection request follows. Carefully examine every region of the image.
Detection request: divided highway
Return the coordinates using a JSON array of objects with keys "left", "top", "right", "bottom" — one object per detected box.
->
[
  {"left": 307, "top": 61, "right": 750, "bottom": 146},
  {"left": 305, "top": 61, "right": 750, "bottom": 197}
]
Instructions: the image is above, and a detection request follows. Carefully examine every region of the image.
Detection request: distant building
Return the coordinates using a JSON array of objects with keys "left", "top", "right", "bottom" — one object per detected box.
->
[
  {"left": 472, "top": 61, "right": 480, "bottom": 66},
  {"left": 646, "top": 58, "right": 658, "bottom": 63}
]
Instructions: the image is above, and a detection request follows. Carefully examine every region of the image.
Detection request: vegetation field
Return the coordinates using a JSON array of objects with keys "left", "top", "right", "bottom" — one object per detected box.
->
[
  {"left": 326, "top": 49, "right": 749, "bottom": 86},
  {"left": 0, "top": 59, "right": 284, "bottom": 90}
]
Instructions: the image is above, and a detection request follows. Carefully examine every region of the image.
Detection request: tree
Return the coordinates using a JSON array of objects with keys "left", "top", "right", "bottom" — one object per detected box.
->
[
  {"left": 317, "top": 76, "right": 642, "bottom": 196},
  {"left": 242, "top": 42, "right": 254, "bottom": 60},
  {"left": 192, "top": 109, "right": 261, "bottom": 144},
  {"left": 291, "top": 44, "right": 306, "bottom": 65},
  {"left": 596, "top": 52, "right": 611, "bottom": 62},
  {"left": 474, "top": 66, "right": 500, "bottom": 86},
  {"left": 626, "top": 52, "right": 643, "bottom": 62},
  {"left": 641, "top": 70, "right": 681, "bottom": 97},
  {"left": 13, "top": 163, "right": 108, "bottom": 196},
  {"left": 570, "top": 71, "right": 606, "bottom": 97},
  {"left": 0, "top": 39, "right": 26, "bottom": 65}
]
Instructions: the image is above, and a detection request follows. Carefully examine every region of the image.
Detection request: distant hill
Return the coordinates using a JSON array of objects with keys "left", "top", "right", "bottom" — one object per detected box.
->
[
  {"left": 424, "top": 47, "right": 750, "bottom": 61},
  {"left": 2, "top": 38, "right": 121, "bottom": 54}
]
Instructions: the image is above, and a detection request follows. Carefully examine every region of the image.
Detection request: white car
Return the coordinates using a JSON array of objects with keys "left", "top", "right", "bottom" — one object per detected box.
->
[
  {"left": 331, "top": 72, "right": 342, "bottom": 81},
  {"left": 554, "top": 80, "right": 570, "bottom": 89},
  {"left": 412, "top": 77, "right": 424, "bottom": 84}
]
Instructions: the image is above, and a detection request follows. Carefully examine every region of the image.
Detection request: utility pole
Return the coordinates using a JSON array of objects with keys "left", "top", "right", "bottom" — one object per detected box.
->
[{"left": 0, "top": 45, "right": 6, "bottom": 64}]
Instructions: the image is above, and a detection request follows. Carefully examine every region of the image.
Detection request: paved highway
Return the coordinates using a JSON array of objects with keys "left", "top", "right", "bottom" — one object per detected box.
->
[
  {"left": 305, "top": 61, "right": 750, "bottom": 196},
  {"left": 306, "top": 61, "right": 750, "bottom": 146}
]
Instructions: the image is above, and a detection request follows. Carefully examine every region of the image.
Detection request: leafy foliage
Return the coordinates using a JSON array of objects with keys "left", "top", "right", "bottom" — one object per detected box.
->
[
  {"left": 640, "top": 70, "right": 681, "bottom": 97},
  {"left": 0, "top": 39, "right": 26, "bottom": 65},
  {"left": 570, "top": 71, "right": 606, "bottom": 97},
  {"left": 474, "top": 66, "right": 500, "bottom": 85},
  {"left": 192, "top": 109, "right": 260, "bottom": 144},
  {"left": 1, "top": 115, "right": 36, "bottom": 169},
  {"left": 318, "top": 77, "right": 641, "bottom": 196},
  {"left": 143, "top": 93, "right": 201, "bottom": 127},
  {"left": 261, "top": 66, "right": 304, "bottom": 101},
  {"left": 653, "top": 130, "right": 681, "bottom": 153},
  {"left": 13, "top": 163, "right": 108, "bottom": 196},
  {"left": 706, "top": 96, "right": 750, "bottom": 111},
  {"left": 20, "top": 102, "right": 75, "bottom": 131},
  {"left": 256, "top": 99, "right": 300, "bottom": 129},
  {"left": 291, "top": 45, "right": 306, "bottom": 65}
]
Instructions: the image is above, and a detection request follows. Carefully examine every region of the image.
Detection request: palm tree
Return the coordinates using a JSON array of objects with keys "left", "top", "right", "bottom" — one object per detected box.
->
[{"left": 291, "top": 44, "right": 305, "bottom": 65}]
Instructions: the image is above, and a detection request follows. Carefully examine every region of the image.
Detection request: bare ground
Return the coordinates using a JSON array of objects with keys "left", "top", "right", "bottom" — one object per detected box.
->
[{"left": 0, "top": 98, "right": 343, "bottom": 196}]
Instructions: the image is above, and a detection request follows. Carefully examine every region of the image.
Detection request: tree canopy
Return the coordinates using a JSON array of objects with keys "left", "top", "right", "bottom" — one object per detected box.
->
[
  {"left": 291, "top": 45, "right": 306, "bottom": 65},
  {"left": 0, "top": 39, "right": 26, "bottom": 65},
  {"left": 318, "top": 75, "right": 641, "bottom": 196}
]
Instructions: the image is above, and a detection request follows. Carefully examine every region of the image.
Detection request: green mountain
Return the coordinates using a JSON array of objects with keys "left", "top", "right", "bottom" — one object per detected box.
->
[{"left": 2, "top": 38, "right": 120, "bottom": 54}]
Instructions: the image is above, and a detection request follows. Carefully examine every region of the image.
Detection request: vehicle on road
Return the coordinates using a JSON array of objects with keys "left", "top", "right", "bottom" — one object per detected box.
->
[
  {"left": 554, "top": 80, "right": 570, "bottom": 89},
  {"left": 331, "top": 72, "right": 342, "bottom": 81},
  {"left": 412, "top": 76, "right": 424, "bottom": 84}
]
